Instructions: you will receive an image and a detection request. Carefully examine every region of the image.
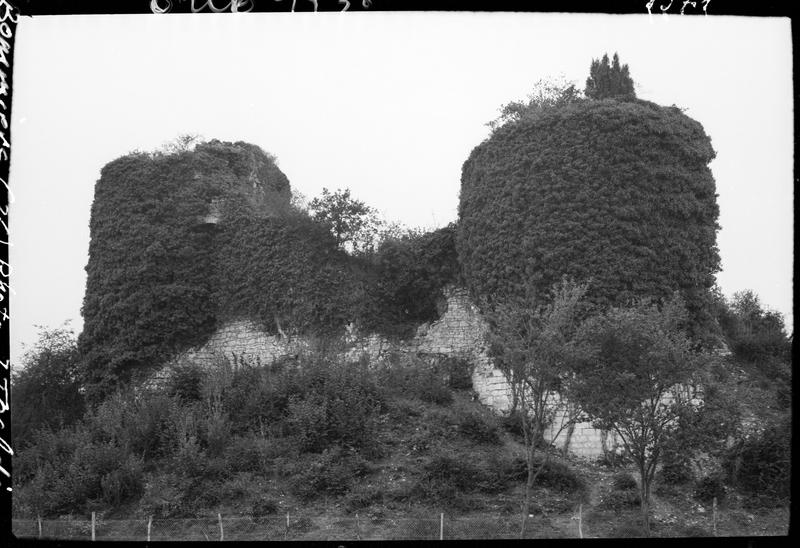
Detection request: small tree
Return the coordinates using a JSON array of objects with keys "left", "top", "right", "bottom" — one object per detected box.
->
[
  {"left": 11, "top": 323, "right": 85, "bottom": 447},
  {"left": 158, "top": 133, "right": 204, "bottom": 155},
  {"left": 308, "top": 188, "right": 382, "bottom": 254},
  {"left": 721, "top": 289, "right": 791, "bottom": 363},
  {"left": 487, "top": 76, "right": 583, "bottom": 132},
  {"left": 484, "top": 278, "right": 587, "bottom": 537},
  {"left": 570, "top": 296, "right": 699, "bottom": 535},
  {"left": 584, "top": 52, "right": 636, "bottom": 100}
]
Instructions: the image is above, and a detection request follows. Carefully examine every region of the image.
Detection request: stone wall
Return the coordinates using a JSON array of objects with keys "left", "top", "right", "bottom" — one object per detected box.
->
[{"left": 152, "top": 285, "right": 618, "bottom": 458}]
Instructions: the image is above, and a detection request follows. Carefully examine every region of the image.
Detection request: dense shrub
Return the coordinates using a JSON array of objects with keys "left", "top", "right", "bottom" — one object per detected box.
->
[
  {"left": 717, "top": 290, "right": 791, "bottom": 363},
  {"left": 13, "top": 426, "right": 144, "bottom": 517},
  {"left": 222, "top": 436, "right": 271, "bottom": 475},
  {"left": 100, "top": 456, "right": 145, "bottom": 506},
  {"left": 500, "top": 410, "right": 525, "bottom": 437},
  {"left": 377, "top": 356, "right": 452, "bottom": 405},
  {"left": 457, "top": 99, "right": 720, "bottom": 341},
  {"left": 279, "top": 354, "right": 384, "bottom": 453},
  {"left": 597, "top": 471, "right": 640, "bottom": 512},
  {"left": 251, "top": 498, "right": 280, "bottom": 516},
  {"left": 415, "top": 449, "right": 509, "bottom": 501},
  {"left": 440, "top": 356, "right": 473, "bottom": 390},
  {"left": 658, "top": 457, "right": 695, "bottom": 485},
  {"left": 455, "top": 406, "right": 501, "bottom": 445},
  {"left": 693, "top": 475, "right": 726, "bottom": 504},
  {"left": 218, "top": 361, "right": 300, "bottom": 434},
  {"left": 165, "top": 360, "right": 206, "bottom": 402},
  {"left": 611, "top": 472, "right": 638, "bottom": 491},
  {"left": 11, "top": 325, "right": 85, "bottom": 448},
  {"left": 724, "top": 417, "right": 791, "bottom": 506},
  {"left": 343, "top": 485, "right": 385, "bottom": 514},
  {"left": 201, "top": 401, "right": 232, "bottom": 458},
  {"left": 370, "top": 224, "right": 460, "bottom": 330},
  {"left": 288, "top": 447, "right": 372, "bottom": 502},
  {"left": 138, "top": 473, "right": 191, "bottom": 518},
  {"left": 599, "top": 489, "right": 641, "bottom": 512},
  {"left": 535, "top": 459, "right": 585, "bottom": 493},
  {"left": 505, "top": 455, "right": 585, "bottom": 494},
  {"left": 88, "top": 390, "right": 180, "bottom": 460}
]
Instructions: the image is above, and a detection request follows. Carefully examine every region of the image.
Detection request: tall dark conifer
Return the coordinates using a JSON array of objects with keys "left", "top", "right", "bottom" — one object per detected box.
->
[{"left": 585, "top": 52, "right": 636, "bottom": 100}]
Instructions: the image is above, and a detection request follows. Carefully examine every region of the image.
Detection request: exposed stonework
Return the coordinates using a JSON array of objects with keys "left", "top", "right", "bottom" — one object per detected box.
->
[{"left": 150, "top": 285, "right": 622, "bottom": 458}]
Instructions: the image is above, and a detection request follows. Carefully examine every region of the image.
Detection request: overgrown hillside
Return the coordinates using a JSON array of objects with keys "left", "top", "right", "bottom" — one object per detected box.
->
[{"left": 12, "top": 315, "right": 790, "bottom": 538}]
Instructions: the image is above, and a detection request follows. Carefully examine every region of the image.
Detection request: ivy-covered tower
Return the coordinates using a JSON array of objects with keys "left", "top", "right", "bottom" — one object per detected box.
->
[
  {"left": 79, "top": 140, "right": 293, "bottom": 401},
  {"left": 456, "top": 98, "right": 721, "bottom": 341}
]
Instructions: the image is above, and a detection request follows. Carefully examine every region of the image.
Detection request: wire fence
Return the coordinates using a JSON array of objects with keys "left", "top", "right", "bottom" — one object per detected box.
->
[{"left": 13, "top": 512, "right": 580, "bottom": 541}]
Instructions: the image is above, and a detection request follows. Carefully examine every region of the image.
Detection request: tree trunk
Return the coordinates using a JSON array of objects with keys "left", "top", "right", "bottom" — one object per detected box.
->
[
  {"left": 520, "top": 445, "right": 535, "bottom": 537},
  {"left": 639, "top": 465, "right": 651, "bottom": 537}
]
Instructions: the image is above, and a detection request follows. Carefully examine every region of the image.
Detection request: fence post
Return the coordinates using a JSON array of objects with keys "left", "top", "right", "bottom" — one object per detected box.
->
[
  {"left": 285, "top": 513, "right": 290, "bottom": 540},
  {"left": 37, "top": 516, "right": 42, "bottom": 539},
  {"left": 440, "top": 513, "right": 444, "bottom": 540},
  {"left": 578, "top": 503, "right": 583, "bottom": 539},
  {"left": 355, "top": 513, "right": 361, "bottom": 540},
  {"left": 218, "top": 512, "right": 224, "bottom": 541},
  {"left": 147, "top": 516, "right": 152, "bottom": 542},
  {"left": 712, "top": 497, "right": 717, "bottom": 536},
  {"left": 91, "top": 512, "right": 96, "bottom": 541}
]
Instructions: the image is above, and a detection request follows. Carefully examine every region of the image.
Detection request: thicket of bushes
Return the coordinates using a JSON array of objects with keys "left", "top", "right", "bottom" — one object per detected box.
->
[
  {"left": 11, "top": 349, "right": 508, "bottom": 518},
  {"left": 723, "top": 417, "right": 791, "bottom": 507},
  {"left": 369, "top": 224, "right": 461, "bottom": 333}
]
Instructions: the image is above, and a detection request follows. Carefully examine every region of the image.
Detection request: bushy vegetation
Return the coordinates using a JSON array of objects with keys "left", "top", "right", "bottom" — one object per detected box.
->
[
  {"left": 611, "top": 472, "right": 638, "bottom": 492},
  {"left": 12, "top": 347, "right": 524, "bottom": 519},
  {"left": 11, "top": 325, "right": 85, "bottom": 448},
  {"left": 506, "top": 455, "right": 586, "bottom": 495},
  {"left": 458, "top": 97, "right": 720, "bottom": 341},
  {"left": 370, "top": 224, "right": 461, "bottom": 331},
  {"left": 599, "top": 474, "right": 641, "bottom": 513},
  {"left": 715, "top": 290, "right": 792, "bottom": 410},
  {"left": 723, "top": 417, "right": 791, "bottom": 506},
  {"left": 693, "top": 475, "right": 726, "bottom": 504},
  {"left": 374, "top": 354, "right": 454, "bottom": 405}
]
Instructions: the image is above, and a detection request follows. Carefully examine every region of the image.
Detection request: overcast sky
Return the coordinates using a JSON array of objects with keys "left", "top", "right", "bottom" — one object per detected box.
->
[{"left": 8, "top": 12, "right": 793, "bottom": 364}]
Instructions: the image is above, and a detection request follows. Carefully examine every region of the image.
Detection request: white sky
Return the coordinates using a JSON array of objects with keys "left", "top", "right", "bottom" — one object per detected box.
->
[{"left": 8, "top": 13, "right": 794, "bottom": 364}]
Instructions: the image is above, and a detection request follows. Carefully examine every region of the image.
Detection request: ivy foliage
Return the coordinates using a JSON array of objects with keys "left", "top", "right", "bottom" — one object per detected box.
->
[
  {"left": 213, "top": 212, "right": 364, "bottom": 335},
  {"left": 81, "top": 139, "right": 458, "bottom": 400},
  {"left": 369, "top": 223, "right": 461, "bottom": 332},
  {"left": 80, "top": 140, "right": 294, "bottom": 402},
  {"left": 457, "top": 98, "right": 720, "bottom": 340}
]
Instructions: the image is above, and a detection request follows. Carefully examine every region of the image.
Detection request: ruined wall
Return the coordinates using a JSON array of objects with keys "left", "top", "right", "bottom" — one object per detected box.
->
[
  {"left": 152, "top": 285, "right": 618, "bottom": 458},
  {"left": 412, "top": 286, "right": 513, "bottom": 411}
]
